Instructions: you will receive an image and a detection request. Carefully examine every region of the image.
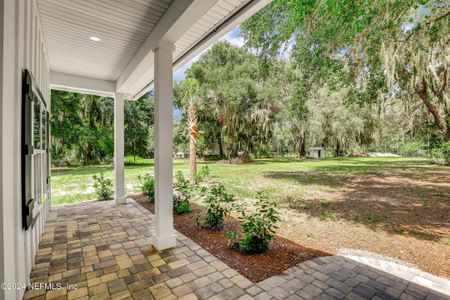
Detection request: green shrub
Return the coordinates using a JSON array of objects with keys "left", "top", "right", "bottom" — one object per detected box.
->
[
  {"left": 195, "top": 165, "right": 211, "bottom": 182},
  {"left": 229, "top": 192, "right": 280, "bottom": 254},
  {"left": 138, "top": 174, "right": 155, "bottom": 202},
  {"left": 173, "top": 171, "right": 192, "bottom": 214},
  {"left": 199, "top": 183, "right": 234, "bottom": 229},
  {"left": 92, "top": 173, "right": 113, "bottom": 200},
  {"left": 431, "top": 141, "right": 450, "bottom": 165},
  {"left": 399, "top": 141, "right": 426, "bottom": 157},
  {"left": 175, "top": 201, "right": 191, "bottom": 215}
]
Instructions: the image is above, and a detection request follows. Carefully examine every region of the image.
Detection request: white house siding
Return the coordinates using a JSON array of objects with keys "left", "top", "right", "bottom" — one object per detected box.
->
[{"left": 1, "top": 0, "right": 50, "bottom": 299}]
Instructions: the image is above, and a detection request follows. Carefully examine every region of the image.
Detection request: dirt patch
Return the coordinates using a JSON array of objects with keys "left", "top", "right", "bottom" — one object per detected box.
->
[
  {"left": 278, "top": 208, "right": 450, "bottom": 278},
  {"left": 131, "top": 194, "right": 329, "bottom": 282},
  {"left": 276, "top": 169, "right": 450, "bottom": 242}
]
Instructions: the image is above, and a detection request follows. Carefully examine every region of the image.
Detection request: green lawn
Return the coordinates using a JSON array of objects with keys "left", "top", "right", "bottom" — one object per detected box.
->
[{"left": 50, "top": 156, "right": 443, "bottom": 205}]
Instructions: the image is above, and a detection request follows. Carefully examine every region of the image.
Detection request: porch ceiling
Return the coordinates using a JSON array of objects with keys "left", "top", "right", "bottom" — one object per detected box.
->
[
  {"left": 37, "top": 0, "right": 270, "bottom": 98},
  {"left": 38, "top": 0, "right": 174, "bottom": 81}
]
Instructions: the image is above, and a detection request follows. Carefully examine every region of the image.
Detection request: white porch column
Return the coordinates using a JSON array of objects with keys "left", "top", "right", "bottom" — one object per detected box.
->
[
  {"left": 114, "top": 93, "right": 126, "bottom": 204},
  {"left": 152, "top": 40, "right": 176, "bottom": 250}
]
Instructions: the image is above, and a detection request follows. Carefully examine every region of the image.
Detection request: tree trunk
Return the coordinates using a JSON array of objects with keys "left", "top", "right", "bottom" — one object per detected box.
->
[
  {"left": 189, "top": 135, "right": 196, "bottom": 183},
  {"left": 133, "top": 141, "right": 136, "bottom": 164},
  {"left": 187, "top": 101, "right": 198, "bottom": 183},
  {"left": 217, "top": 135, "right": 224, "bottom": 157},
  {"left": 335, "top": 141, "right": 344, "bottom": 157},
  {"left": 298, "top": 131, "right": 306, "bottom": 158},
  {"left": 416, "top": 81, "right": 450, "bottom": 141},
  {"left": 83, "top": 147, "right": 88, "bottom": 166}
]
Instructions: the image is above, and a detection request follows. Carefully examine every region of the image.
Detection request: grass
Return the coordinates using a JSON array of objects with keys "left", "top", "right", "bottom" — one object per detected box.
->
[
  {"left": 352, "top": 213, "right": 384, "bottom": 224},
  {"left": 318, "top": 210, "right": 339, "bottom": 221},
  {"left": 51, "top": 156, "right": 450, "bottom": 244},
  {"left": 51, "top": 156, "right": 439, "bottom": 205}
]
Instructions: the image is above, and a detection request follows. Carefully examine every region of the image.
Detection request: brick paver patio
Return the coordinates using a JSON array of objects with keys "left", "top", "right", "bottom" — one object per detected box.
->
[{"left": 23, "top": 200, "right": 449, "bottom": 300}]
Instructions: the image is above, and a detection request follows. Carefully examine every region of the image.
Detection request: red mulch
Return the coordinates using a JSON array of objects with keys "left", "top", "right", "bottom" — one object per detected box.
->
[{"left": 131, "top": 194, "right": 329, "bottom": 282}]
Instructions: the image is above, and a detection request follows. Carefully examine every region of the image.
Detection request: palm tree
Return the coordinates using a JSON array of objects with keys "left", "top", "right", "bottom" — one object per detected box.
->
[{"left": 181, "top": 79, "right": 201, "bottom": 183}]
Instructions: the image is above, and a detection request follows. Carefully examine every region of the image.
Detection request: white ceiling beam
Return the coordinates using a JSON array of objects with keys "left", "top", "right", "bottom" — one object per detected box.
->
[
  {"left": 131, "top": 0, "right": 272, "bottom": 100},
  {"left": 50, "top": 71, "right": 116, "bottom": 97},
  {"left": 116, "top": 0, "right": 219, "bottom": 94}
]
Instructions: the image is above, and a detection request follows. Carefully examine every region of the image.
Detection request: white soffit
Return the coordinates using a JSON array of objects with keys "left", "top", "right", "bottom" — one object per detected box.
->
[
  {"left": 131, "top": 0, "right": 272, "bottom": 99},
  {"left": 37, "top": 0, "right": 174, "bottom": 81},
  {"left": 40, "top": 0, "right": 270, "bottom": 96},
  {"left": 125, "top": 0, "right": 252, "bottom": 97},
  {"left": 174, "top": 0, "right": 247, "bottom": 60}
]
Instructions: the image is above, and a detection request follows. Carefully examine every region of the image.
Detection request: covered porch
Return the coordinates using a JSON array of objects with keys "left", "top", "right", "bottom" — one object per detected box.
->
[{"left": 42, "top": 0, "right": 272, "bottom": 250}]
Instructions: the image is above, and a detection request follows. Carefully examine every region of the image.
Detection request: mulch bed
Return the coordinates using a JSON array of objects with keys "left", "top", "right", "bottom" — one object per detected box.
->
[{"left": 131, "top": 194, "right": 329, "bottom": 282}]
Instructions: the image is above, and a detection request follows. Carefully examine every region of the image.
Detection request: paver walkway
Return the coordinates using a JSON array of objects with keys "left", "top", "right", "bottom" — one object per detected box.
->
[{"left": 24, "top": 200, "right": 449, "bottom": 300}]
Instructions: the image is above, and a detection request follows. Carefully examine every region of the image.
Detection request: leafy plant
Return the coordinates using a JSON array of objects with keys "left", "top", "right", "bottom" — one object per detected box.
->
[
  {"left": 92, "top": 173, "right": 113, "bottom": 200},
  {"left": 173, "top": 171, "right": 192, "bottom": 214},
  {"left": 431, "top": 141, "right": 450, "bottom": 165},
  {"left": 195, "top": 165, "right": 211, "bottom": 182},
  {"left": 176, "top": 201, "right": 191, "bottom": 215},
  {"left": 138, "top": 173, "right": 155, "bottom": 202},
  {"left": 199, "top": 183, "right": 235, "bottom": 229},
  {"left": 229, "top": 192, "right": 280, "bottom": 254}
]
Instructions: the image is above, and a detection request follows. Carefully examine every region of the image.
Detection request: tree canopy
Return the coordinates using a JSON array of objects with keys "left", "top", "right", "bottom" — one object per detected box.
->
[
  {"left": 51, "top": 1, "right": 449, "bottom": 165},
  {"left": 239, "top": 0, "right": 449, "bottom": 161},
  {"left": 174, "top": 41, "right": 291, "bottom": 158}
]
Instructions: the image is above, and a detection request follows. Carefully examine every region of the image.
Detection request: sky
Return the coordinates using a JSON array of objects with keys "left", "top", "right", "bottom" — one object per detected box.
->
[
  {"left": 172, "top": 27, "right": 244, "bottom": 82},
  {"left": 169, "top": 27, "right": 244, "bottom": 119}
]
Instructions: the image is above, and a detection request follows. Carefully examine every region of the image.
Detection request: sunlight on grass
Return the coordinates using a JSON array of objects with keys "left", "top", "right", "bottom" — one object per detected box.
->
[{"left": 51, "top": 157, "right": 436, "bottom": 206}]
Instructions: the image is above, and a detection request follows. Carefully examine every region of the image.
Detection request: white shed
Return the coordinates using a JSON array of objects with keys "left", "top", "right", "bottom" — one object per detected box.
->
[
  {"left": 174, "top": 150, "right": 188, "bottom": 159},
  {"left": 308, "top": 147, "right": 325, "bottom": 158}
]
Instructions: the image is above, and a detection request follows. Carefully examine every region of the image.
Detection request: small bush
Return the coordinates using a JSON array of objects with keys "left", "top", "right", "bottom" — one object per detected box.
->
[
  {"left": 199, "top": 183, "right": 234, "bottom": 229},
  {"left": 431, "top": 141, "right": 450, "bottom": 165},
  {"left": 195, "top": 165, "right": 211, "bottom": 182},
  {"left": 173, "top": 171, "right": 192, "bottom": 214},
  {"left": 92, "top": 173, "right": 113, "bottom": 200},
  {"left": 175, "top": 201, "right": 191, "bottom": 214},
  {"left": 399, "top": 141, "right": 426, "bottom": 157},
  {"left": 229, "top": 192, "right": 280, "bottom": 254},
  {"left": 138, "top": 174, "right": 155, "bottom": 202}
]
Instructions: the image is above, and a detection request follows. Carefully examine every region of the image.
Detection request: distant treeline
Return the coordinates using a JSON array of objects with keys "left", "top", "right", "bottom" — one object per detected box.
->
[{"left": 51, "top": 91, "right": 153, "bottom": 166}]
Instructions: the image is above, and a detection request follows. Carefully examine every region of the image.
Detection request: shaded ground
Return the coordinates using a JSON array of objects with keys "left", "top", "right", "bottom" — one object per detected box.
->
[
  {"left": 265, "top": 168, "right": 450, "bottom": 242},
  {"left": 132, "top": 194, "right": 329, "bottom": 282},
  {"left": 277, "top": 208, "right": 450, "bottom": 278}
]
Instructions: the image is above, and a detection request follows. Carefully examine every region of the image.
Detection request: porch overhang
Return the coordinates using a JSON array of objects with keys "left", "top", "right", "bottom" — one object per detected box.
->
[
  {"left": 44, "top": 0, "right": 272, "bottom": 98},
  {"left": 131, "top": 0, "right": 273, "bottom": 100},
  {"left": 50, "top": 72, "right": 116, "bottom": 97},
  {"left": 38, "top": 0, "right": 272, "bottom": 251}
]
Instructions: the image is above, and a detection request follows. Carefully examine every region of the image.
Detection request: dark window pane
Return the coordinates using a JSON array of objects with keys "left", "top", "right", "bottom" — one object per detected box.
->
[
  {"left": 33, "top": 96, "right": 41, "bottom": 149},
  {"left": 41, "top": 105, "right": 46, "bottom": 149}
]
